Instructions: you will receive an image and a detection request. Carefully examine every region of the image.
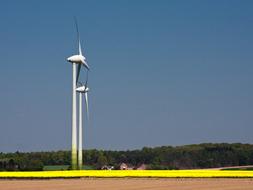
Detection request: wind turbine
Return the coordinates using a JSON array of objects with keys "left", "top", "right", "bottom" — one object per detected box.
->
[
  {"left": 67, "top": 19, "right": 89, "bottom": 170},
  {"left": 76, "top": 80, "right": 89, "bottom": 170}
]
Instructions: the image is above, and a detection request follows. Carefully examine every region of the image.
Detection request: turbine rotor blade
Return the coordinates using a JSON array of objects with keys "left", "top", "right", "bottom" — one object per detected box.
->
[
  {"left": 85, "top": 92, "right": 89, "bottom": 121},
  {"left": 76, "top": 64, "right": 81, "bottom": 85},
  {"left": 78, "top": 39, "right": 82, "bottom": 56},
  {"left": 74, "top": 17, "right": 82, "bottom": 56},
  {"left": 85, "top": 69, "right": 89, "bottom": 89}
]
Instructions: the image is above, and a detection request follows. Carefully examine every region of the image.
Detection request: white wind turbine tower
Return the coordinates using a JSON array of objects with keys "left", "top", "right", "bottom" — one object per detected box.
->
[
  {"left": 67, "top": 19, "right": 89, "bottom": 170},
  {"left": 76, "top": 79, "right": 89, "bottom": 170}
]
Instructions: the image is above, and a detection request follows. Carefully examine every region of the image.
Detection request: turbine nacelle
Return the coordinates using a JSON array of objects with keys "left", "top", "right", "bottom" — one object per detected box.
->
[
  {"left": 76, "top": 85, "right": 89, "bottom": 93},
  {"left": 67, "top": 55, "right": 89, "bottom": 70}
]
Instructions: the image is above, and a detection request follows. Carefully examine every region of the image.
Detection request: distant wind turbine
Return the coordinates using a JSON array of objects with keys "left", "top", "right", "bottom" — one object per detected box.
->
[{"left": 76, "top": 80, "right": 89, "bottom": 170}]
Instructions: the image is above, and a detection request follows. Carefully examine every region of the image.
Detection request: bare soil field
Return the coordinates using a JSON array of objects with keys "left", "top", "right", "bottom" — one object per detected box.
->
[{"left": 0, "top": 178, "right": 253, "bottom": 190}]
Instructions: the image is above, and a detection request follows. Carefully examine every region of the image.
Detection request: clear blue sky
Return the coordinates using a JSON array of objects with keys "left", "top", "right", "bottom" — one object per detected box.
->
[{"left": 0, "top": 0, "right": 252, "bottom": 152}]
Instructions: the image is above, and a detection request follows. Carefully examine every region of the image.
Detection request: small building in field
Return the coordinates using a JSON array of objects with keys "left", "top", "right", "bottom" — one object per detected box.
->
[
  {"left": 119, "top": 163, "right": 146, "bottom": 170},
  {"left": 120, "top": 163, "right": 128, "bottom": 170}
]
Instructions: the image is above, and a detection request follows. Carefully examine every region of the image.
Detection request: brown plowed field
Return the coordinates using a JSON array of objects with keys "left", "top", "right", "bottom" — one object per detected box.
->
[{"left": 0, "top": 178, "right": 253, "bottom": 190}]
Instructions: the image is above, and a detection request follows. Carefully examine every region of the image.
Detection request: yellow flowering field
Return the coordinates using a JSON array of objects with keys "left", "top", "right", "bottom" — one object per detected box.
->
[{"left": 0, "top": 170, "right": 253, "bottom": 178}]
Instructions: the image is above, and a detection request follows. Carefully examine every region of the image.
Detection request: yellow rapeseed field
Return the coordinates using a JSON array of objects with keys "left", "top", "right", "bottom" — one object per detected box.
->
[{"left": 0, "top": 170, "right": 253, "bottom": 178}]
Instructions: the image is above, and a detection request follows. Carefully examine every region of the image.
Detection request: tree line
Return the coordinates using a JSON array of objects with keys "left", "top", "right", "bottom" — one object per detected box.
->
[{"left": 0, "top": 143, "right": 253, "bottom": 171}]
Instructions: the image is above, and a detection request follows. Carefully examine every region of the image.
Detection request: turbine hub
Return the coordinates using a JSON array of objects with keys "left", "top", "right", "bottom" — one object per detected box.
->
[{"left": 67, "top": 55, "right": 83, "bottom": 64}]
